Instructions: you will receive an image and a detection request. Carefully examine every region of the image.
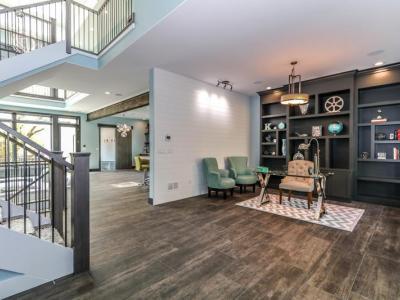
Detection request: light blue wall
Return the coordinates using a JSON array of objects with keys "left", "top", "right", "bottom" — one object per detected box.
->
[
  {"left": 0, "top": 104, "right": 147, "bottom": 169},
  {"left": 250, "top": 94, "right": 260, "bottom": 167}
]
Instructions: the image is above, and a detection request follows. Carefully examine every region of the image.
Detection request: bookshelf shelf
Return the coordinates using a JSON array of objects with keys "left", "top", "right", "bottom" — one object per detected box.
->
[
  {"left": 288, "top": 111, "right": 350, "bottom": 120},
  {"left": 356, "top": 79, "right": 400, "bottom": 205}
]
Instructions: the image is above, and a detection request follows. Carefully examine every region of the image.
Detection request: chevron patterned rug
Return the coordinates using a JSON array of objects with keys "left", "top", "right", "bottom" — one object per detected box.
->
[{"left": 236, "top": 194, "right": 364, "bottom": 232}]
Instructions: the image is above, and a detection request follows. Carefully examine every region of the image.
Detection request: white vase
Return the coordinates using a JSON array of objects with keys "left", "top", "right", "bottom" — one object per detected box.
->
[
  {"left": 282, "top": 139, "right": 287, "bottom": 156},
  {"left": 299, "top": 103, "right": 309, "bottom": 115}
]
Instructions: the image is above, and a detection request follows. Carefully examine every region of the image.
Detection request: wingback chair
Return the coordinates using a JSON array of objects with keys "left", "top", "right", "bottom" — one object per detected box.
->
[
  {"left": 227, "top": 156, "right": 258, "bottom": 193},
  {"left": 279, "top": 160, "right": 315, "bottom": 209},
  {"left": 203, "top": 158, "right": 235, "bottom": 199}
]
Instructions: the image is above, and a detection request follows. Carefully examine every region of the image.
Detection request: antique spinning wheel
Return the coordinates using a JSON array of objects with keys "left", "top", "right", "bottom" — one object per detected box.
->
[{"left": 324, "top": 96, "right": 344, "bottom": 113}]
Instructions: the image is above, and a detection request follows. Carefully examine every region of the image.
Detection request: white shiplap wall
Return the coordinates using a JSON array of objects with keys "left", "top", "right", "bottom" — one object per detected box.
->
[{"left": 150, "top": 68, "right": 252, "bottom": 204}]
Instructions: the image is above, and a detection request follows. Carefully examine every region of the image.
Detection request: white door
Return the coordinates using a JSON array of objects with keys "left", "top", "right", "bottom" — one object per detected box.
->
[{"left": 100, "top": 127, "right": 116, "bottom": 171}]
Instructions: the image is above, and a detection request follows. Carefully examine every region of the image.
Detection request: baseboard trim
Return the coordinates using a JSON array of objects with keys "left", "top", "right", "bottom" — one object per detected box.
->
[{"left": 5, "top": 273, "right": 77, "bottom": 299}]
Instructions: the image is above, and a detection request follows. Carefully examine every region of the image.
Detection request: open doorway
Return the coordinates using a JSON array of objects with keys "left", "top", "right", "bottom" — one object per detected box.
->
[{"left": 97, "top": 106, "right": 150, "bottom": 186}]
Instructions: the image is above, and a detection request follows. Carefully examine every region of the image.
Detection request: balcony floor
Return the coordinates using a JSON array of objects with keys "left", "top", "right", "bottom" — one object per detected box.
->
[{"left": 13, "top": 170, "right": 400, "bottom": 299}]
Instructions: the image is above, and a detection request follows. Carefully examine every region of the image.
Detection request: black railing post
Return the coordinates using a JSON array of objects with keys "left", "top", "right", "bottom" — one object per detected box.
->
[
  {"left": 52, "top": 151, "right": 66, "bottom": 240},
  {"left": 70, "top": 152, "right": 90, "bottom": 273}
]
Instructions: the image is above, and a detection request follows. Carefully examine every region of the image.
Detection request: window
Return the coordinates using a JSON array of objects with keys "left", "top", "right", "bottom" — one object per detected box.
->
[
  {"left": 16, "top": 114, "right": 51, "bottom": 123},
  {"left": 58, "top": 117, "right": 79, "bottom": 125},
  {"left": 0, "top": 111, "right": 80, "bottom": 159},
  {"left": 16, "top": 123, "right": 52, "bottom": 161},
  {"left": 0, "top": 112, "right": 12, "bottom": 120}
]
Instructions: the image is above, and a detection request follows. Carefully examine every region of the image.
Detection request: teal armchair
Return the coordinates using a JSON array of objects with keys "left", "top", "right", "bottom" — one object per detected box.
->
[
  {"left": 203, "top": 158, "right": 235, "bottom": 199},
  {"left": 227, "top": 156, "right": 258, "bottom": 193}
]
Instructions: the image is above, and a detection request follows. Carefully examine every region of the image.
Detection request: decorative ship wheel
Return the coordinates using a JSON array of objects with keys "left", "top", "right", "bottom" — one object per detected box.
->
[{"left": 324, "top": 96, "right": 344, "bottom": 113}]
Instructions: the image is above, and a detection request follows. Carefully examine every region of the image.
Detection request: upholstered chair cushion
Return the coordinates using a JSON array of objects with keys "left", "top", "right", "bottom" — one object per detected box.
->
[
  {"left": 279, "top": 180, "right": 314, "bottom": 192},
  {"left": 227, "top": 156, "right": 258, "bottom": 185},
  {"left": 279, "top": 160, "right": 314, "bottom": 192},
  {"left": 203, "top": 158, "right": 235, "bottom": 190}
]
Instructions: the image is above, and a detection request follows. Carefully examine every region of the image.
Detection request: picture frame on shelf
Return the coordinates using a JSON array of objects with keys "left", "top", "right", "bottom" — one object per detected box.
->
[
  {"left": 377, "top": 152, "right": 387, "bottom": 160},
  {"left": 312, "top": 125, "right": 322, "bottom": 137}
]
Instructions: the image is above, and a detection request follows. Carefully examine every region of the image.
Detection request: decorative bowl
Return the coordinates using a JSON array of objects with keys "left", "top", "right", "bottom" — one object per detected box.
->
[{"left": 328, "top": 122, "right": 344, "bottom": 135}]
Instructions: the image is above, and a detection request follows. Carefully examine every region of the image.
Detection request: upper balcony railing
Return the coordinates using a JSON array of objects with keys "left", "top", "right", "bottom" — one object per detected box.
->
[{"left": 0, "top": 0, "right": 134, "bottom": 60}]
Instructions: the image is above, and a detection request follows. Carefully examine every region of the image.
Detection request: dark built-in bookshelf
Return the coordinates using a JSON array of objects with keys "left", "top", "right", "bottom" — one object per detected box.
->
[
  {"left": 259, "top": 63, "right": 400, "bottom": 206},
  {"left": 355, "top": 73, "right": 400, "bottom": 206}
]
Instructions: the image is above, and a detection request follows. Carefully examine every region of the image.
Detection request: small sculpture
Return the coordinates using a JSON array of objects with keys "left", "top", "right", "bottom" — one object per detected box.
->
[
  {"left": 375, "top": 132, "right": 387, "bottom": 140},
  {"left": 371, "top": 109, "right": 387, "bottom": 124},
  {"left": 264, "top": 123, "right": 273, "bottom": 130},
  {"left": 295, "top": 132, "right": 308, "bottom": 137},
  {"left": 325, "top": 96, "right": 344, "bottom": 113},
  {"left": 361, "top": 152, "right": 369, "bottom": 160},
  {"left": 293, "top": 151, "right": 305, "bottom": 160}
]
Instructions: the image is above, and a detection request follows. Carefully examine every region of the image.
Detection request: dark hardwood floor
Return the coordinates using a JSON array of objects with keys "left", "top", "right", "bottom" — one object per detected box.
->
[{"left": 12, "top": 171, "right": 400, "bottom": 300}]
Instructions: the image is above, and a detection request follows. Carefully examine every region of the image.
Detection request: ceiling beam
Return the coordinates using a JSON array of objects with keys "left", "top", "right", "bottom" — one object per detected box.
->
[{"left": 87, "top": 92, "right": 149, "bottom": 121}]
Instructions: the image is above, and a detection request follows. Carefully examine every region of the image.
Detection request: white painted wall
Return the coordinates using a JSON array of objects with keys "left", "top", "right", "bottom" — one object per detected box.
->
[
  {"left": 0, "top": 227, "right": 73, "bottom": 299},
  {"left": 150, "top": 68, "right": 252, "bottom": 204}
]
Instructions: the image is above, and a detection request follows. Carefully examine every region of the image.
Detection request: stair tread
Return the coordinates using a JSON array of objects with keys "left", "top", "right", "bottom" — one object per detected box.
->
[{"left": 0, "top": 200, "right": 52, "bottom": 228}]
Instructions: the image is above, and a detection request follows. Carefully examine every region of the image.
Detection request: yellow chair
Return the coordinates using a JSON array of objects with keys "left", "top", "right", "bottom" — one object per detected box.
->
[{"left": 134, "top": 156, "right": 149, "bottom": 171}]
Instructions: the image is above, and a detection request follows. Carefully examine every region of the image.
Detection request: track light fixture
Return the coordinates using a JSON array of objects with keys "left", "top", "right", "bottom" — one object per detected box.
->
[{"left": 216, "top": 80, "right": 233, "bottom": 90}]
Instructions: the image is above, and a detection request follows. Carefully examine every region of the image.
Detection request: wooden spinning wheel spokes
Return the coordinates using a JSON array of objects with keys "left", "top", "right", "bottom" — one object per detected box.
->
[{"left": 325, "top": 96, "right": 344, "bottom": 113}]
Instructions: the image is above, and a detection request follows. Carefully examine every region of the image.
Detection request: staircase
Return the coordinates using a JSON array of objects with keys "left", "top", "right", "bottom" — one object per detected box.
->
[
  {"left": 0, "top": 0, "right": 134, "bottom": 58},
  {"left": 0, "top": 122, "right": 90, "bottom": 298},
  {"left": 0, "top": 0, "right": 135, "bottom": 96}
]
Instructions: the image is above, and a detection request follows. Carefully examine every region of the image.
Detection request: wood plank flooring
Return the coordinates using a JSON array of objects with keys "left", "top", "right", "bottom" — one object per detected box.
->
[{"left": 12, "top": 171, "right": 400, "bottom": 300}]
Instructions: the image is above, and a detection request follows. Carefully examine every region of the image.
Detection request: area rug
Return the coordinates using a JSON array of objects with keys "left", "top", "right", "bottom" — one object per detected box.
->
[{"left": 236, "top": 194, "right": 364, "bottom": 232}]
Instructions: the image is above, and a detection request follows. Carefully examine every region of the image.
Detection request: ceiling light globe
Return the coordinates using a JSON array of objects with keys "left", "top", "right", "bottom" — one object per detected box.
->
[{"left": 280, "top": 93, "right": 309, "bottom": 105}]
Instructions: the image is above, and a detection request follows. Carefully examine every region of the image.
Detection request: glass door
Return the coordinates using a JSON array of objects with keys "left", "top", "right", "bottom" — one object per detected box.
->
[{"left": 60, "top": 126, "right": 77, "bottom": 163}]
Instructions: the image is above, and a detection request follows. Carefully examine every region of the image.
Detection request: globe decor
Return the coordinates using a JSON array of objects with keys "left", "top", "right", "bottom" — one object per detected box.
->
[{"left": 328, "top": 121, "right": 344, "bottom": 135}]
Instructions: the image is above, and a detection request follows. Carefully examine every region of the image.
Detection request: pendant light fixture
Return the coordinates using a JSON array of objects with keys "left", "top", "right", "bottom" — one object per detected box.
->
[
  {"left": 117, "top": 123, "right": 132, "bottom": 138},
  {"left": 281, "top": 61, "right": 309, "bottom": 105}
]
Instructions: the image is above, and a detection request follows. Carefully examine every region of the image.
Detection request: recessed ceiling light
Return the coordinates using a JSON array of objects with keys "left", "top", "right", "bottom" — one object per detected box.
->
[
  {"left": 105, "top": 91, "right": 111, "bottom": 95},
  {"left": 266, "top": 87, "right": 272, "bottom": 90},
  {"left": 374, "top": 61, "right": 384, "bottom": 67}
]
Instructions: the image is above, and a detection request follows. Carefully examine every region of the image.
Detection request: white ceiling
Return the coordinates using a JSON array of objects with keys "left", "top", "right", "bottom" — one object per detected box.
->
[{"left": 30, "top": 0, "right": 400, "bottom": 112}]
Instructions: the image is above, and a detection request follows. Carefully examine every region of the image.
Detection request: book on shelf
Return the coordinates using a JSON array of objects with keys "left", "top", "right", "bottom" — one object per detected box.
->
[
  {"left": 371, "top": 118, "right": 387, "bottom": 124},
  {"left": 394, "top": 147, "right": 400, "bottom": 160}
]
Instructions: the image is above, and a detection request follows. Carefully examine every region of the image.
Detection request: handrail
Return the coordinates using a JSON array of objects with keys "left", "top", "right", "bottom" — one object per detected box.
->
[
  {"left": 0, "top": 122, "right": 73, "bottom": 169},
  {"left": 0, "top": 0, "right": 64, "bottom": 14},
  {"left": 71, "top": 1, "right": 97, "bottom": 14}
]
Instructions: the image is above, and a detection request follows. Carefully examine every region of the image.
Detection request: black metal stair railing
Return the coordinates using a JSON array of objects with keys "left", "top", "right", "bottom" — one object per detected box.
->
[
  {"left": 0, "top": 121, "right": 90, "bottom": 274},
  {"left": 0, "top": 0, "right": 134, "bottom": 60}
]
